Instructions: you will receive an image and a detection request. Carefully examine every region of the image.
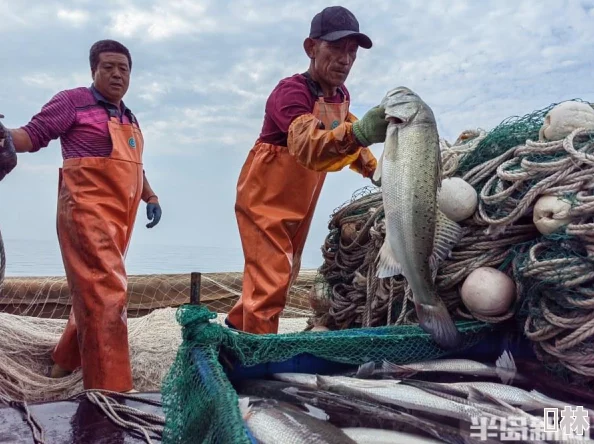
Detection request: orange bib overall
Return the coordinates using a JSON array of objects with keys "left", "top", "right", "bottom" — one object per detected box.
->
[
  {"left": 227, "top": 93, "right": 351, "bottom": 334},
  {"left": 51, "top": 112, "right": 143, "bottom": 392}
]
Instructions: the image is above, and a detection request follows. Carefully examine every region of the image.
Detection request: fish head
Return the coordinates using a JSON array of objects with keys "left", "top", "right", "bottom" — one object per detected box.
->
[{"left": 380, "top": 86, "right": 435, "bottom": 126}]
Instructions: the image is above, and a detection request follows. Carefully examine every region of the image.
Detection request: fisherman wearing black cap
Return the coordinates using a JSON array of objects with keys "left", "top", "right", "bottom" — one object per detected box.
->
[{"left": 226, "top": 6, "right": 388, "bottom": 334}]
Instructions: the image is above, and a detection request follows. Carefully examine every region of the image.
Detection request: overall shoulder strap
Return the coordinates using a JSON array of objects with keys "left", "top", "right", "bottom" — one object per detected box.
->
[{"left": 301, "top": 72, "right": 347, "bottom": 101}]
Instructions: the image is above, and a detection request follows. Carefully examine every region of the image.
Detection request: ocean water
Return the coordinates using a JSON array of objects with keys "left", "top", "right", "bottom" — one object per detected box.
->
[{"left": 2, "top": 237, "right": 324, "bottom": 277}]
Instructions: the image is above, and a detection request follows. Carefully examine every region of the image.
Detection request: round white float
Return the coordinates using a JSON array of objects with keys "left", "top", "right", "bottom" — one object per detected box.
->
[
  {"left": 532, "top": 194, "right": 572, "bottom": 235},
  {"left": 437, "top": 177, "right": 478, "bottom": 222},
  {"left": 461, "top": 267, "right": 515, "bottom": 316}
]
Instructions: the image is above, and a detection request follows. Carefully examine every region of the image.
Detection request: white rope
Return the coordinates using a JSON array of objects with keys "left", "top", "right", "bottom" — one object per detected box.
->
[
  {"left": 0, "top": 393, "right": 45, "bottom": 444},
  {"left": 72, "top": 389, "right": 165, "bottom": 444}
]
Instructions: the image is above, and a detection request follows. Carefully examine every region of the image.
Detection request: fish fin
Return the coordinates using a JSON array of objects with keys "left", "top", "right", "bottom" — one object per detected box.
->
[
  {"left": 467, "top": 387, "right": 516, "bottom": 413},
  {"left": 315, "top": 375, "right": 330, "bottom": 390},
  {"left": 372, "top": 149, "right": 383, "bottom": 187},
  {"left": 415, "top": 300, "right": 462, "bottom": 350},
  {"left": 303, "top": 403, "right": 329, "bottom": 421},
  {"left": 375, "top": 239, "right": 403, "bottom": 278},
  {"left": 495, "top": 350, "right": 517, "bottom": 385},
  {"left": 381, "top": 360, "right": 418, "bottom": 378},
  {"left": 355, "top": 361, "right": 376, "bottom": 379},
  {"left": 429, "top": 210, "right": 463, "bottom": 274},
  {"left": 238, "top": 396, "right": 252, "bottom": 419}
]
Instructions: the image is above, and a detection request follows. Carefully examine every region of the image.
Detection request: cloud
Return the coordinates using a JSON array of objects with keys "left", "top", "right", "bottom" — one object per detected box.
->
[
  {"left": 106, "top": 0, "right": 217, "bottom": 40},
  {"left": 1, "top": 0, "right": 594, "bottom": 273},
  {"left": 57, "top": 8, "right": 90, "bottom": 27}
]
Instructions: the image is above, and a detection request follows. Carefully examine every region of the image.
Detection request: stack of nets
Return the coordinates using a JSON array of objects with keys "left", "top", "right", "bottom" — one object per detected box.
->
[{"left": 309, "top": 99, "right": 594, "bottom": 383}]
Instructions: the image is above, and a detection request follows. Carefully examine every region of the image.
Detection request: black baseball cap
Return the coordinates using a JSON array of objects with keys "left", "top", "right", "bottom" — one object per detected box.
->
[{"left": 309, "top": 6, "right": 372, "bottom": 49}]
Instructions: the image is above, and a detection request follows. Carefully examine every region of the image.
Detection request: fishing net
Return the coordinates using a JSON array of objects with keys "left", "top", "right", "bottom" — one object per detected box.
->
[
  {"left": 309, "top": 100, "right": 594, "bottom": 384},
  {"left": 0, "top": 271, "right": 315, "bottom": 320},
  {"left": 160, "top": 304, "right": 491, "bottom": 444}
]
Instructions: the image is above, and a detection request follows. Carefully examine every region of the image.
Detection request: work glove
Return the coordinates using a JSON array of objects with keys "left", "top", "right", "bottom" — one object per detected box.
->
[
  {"left": 351, "top": 106, "right": 389, "bottom": 147},
  {"left": 146, "top": 201, "right": 162, "bottom": 228},
  {"left": 0, "top": 114, "right": 17, "bottom": 182}
]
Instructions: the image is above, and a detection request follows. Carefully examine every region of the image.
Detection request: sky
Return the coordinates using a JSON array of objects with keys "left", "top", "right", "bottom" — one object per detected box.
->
[{"left": 1, "top": 0, "right": 594, "bottom": 274}]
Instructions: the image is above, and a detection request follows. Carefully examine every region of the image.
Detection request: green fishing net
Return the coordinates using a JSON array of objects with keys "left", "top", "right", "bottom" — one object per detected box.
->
[
  {"left": 161, "top": 305, "right": 491, "bottom": 444},
  {"left": 456, "top": 98, "right": 592, "bottom": 187}
]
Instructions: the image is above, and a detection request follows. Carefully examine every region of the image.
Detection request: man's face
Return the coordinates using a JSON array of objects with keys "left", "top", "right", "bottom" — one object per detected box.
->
[
  {"left": 92, "top": 52, "right": 131, "bottom": 104},
  {"left": 311, "top": 37, "right": 359, "bottom": 87}
]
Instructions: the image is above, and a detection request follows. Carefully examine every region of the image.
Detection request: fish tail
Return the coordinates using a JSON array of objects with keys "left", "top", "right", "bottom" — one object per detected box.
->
[
  {"left": 355, "top": 361, "right": 376, "bottom": 378},
  {"left": 415, "top": 300, "right": 462, "bottom": 350}
]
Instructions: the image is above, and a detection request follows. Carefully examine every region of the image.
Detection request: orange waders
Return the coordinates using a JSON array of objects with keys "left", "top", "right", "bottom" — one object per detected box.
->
[
  {"left": 226, "top": 86, "right": 375, "bottom": 334},
  {"left": 51, "top": 112, "right": 143, "bottom": 392}
]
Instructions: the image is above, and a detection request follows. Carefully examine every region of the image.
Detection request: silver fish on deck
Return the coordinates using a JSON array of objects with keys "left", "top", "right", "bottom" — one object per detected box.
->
[
  {"left": 378, "top": 350, "right": 522, "bottom": 384},
  {"left": 404, "top": 379, "right": 583, "bottom": 413},
  {"left": 239, "top": 397, "right": 357, "bottom": 444},
  {"left": 316, "top": 375, "right": 488, "bottom": 423},
  {"left": 372, "top": 87, "right": 463, "bottom": 349},
  {"left": 273, "top": 372, "right": 318, "bottom": 389},
  {"left": 341, "top": 427, "right": 444, "bottom": 444}
]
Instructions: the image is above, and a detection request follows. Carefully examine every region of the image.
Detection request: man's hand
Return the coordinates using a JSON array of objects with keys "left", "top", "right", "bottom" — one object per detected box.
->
[
  {"left": 0, "top": 114, "right": 17, "bottom": 181},
  {"left": 146, "top": 200, "right": 162, "bottom": 228},
  {"left": 351, "top": 106, "right": 389, "bottom": 147}
]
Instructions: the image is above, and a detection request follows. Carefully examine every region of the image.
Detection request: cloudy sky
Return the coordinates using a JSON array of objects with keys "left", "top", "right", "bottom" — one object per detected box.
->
[{"left": 1, "top": 0, "right": 593, "bottom": 275}]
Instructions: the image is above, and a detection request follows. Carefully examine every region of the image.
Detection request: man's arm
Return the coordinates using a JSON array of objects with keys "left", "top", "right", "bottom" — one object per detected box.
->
[
  {"left": 142, "top": 171, "right": 162, "bottom": 228},
  {"left": 268, "top": 81, "right": 385, "bottom": 172},
  {"left": 5, "top": 91, "right": 77, "bottom": 154},
  {"left": 267, "top": 84, "right": 362, "bottom": 171},
  {"left": 141, "top": 171, "right": 158, "bottom": 203},
  {"left": 10, "top": 129, "right": 34, "bottom": 153}
]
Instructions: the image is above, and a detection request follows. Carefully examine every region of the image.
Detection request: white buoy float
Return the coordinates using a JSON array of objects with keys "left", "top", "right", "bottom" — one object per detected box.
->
[
  {"left": 532, "top": 194, "right": 572, "bottom": 235},
  {"left": 310, "top": 325, "right": 330, "bottom": 332},
  {"left": 437, "top": 177, "right": 478, "bottom": 222},
  {"left": 461, "top": 267, "right": 515, "bottom": 317},
  {"left": 539, "top": 101, "right": 594, "bottom": 141}
]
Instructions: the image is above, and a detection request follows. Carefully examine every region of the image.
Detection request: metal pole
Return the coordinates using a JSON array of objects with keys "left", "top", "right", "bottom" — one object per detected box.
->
[{"left": 190, "top": 272, "right": 201, "bottom": 305}]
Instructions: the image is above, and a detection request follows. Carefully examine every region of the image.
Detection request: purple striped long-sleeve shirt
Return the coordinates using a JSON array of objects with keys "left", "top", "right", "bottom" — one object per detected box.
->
[{"left": 22, "top": 85, "right": 139, "bottom": 159}]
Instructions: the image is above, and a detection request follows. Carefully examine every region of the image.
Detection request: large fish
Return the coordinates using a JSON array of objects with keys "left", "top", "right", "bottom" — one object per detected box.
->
[
  {"left": 238, "top": 397, "right": 357, "bottom": 444},
  {"left": 341, "top": 427, "right": 444, "bottom": 444},
  {"left": 316, "top": 375, "right": 493, "bottom": 423},
  {"left": 372, "top": 87, "right": 463, "bottom": 349},
  {"left": 373, "top": 350, "right": 524, "bottom": 385}
]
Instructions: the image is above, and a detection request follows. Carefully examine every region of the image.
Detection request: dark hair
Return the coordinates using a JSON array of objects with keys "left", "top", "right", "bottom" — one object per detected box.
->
[{"left": 89, "top": 39, "right": 132, "bottom": 73}]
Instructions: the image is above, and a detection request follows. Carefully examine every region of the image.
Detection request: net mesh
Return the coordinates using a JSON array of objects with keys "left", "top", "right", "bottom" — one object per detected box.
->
[
  {"left": 0, "top": 270, "right": 316, "bottom": 319},
  {"left": 161, "top": 304, "right": 492, "bottom": 444}
]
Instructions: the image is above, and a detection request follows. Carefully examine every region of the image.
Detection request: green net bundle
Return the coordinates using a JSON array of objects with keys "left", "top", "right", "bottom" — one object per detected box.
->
[
  {"left": 310, "top": 99, "right": 594, "bottom": 383},
  {"left": 161, "top": 305, "right": 491, "bottom": 444}
]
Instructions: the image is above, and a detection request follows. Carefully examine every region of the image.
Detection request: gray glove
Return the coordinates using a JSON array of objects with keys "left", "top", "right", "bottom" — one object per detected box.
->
[{"left": 0, "top": 114, "right": 17, "bottom": 181}]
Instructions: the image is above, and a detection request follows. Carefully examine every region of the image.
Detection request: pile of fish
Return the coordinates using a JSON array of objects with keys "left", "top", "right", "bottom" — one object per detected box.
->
[{"left": 234, "top": 351, "right": 594, "bottom": 443}]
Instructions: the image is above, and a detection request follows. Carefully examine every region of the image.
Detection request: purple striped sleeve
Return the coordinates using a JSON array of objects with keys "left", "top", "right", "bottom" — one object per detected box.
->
[{"left": 22, "top": 91, "right": 77, "bottom": 152}]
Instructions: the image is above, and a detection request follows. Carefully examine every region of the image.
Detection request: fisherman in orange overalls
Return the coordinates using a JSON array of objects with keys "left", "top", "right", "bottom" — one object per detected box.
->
[
  {"left": 0, "top": 40, "right": 161, "bottom": 393},
  {"left": 226, "top": 6, "right": 389, "bottom": 334}
]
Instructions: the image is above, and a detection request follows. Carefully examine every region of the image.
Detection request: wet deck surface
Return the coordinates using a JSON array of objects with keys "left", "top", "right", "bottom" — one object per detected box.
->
[{"left": 0, "top": 392, "right": 163, "bottom": 443}]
